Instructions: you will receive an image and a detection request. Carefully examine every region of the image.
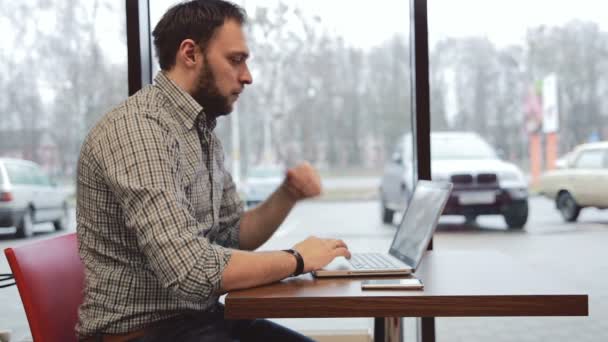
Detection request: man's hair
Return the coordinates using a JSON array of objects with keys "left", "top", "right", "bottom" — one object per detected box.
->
[{"left": 152, "top": 0, "right": 246, "bottom": 70}]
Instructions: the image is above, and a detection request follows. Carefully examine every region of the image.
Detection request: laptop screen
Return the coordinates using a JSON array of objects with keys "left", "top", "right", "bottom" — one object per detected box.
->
[{"left": 389, "top": 181, "right": 452, "bottom": 270}]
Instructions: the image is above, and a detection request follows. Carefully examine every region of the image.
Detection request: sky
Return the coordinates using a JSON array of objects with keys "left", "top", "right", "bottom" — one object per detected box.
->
[
  {"left": 152, "top": 0, "right": 607, "bottom": 49},
  {"left": 428, "top": 0, "right": 608, "bottom": 47},
  {"left": 4, "top": 0, "right": 605, "bottom": 73}
]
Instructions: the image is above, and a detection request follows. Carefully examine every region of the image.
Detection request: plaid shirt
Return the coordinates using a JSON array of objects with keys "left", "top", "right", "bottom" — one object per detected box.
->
[{"left": 75, "top": 72, "right": 243, "bottom": 337}]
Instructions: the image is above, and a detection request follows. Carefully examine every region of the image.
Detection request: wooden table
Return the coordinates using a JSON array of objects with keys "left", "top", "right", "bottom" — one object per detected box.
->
[{"left": 225, "top": 251, "right": 588, "bottom": 341}]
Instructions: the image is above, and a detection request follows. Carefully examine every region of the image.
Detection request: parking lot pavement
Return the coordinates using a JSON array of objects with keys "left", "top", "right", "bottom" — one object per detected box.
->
[{"left": 1, "top": 197, "right": 607, "bottom": 341}]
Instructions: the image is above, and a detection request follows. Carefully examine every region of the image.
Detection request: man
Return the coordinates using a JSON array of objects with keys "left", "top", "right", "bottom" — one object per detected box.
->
[{"left": 75, "top": 1, "right": 350, "bottom": 341}]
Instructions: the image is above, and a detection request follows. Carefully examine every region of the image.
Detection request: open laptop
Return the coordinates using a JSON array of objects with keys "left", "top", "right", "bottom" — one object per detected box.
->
[{"left": 313, "top": 180, "right": 453, "bottom": 277}]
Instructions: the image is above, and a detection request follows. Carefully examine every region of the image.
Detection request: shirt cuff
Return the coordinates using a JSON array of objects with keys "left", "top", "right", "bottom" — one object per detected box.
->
[{"left": 183, "top": 242, "right": 232, "bottom": 299}]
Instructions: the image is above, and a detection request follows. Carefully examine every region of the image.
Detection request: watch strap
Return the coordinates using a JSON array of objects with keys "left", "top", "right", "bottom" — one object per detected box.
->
[{"left": 282, "top": 249, "right": 305, "bottom": 277}]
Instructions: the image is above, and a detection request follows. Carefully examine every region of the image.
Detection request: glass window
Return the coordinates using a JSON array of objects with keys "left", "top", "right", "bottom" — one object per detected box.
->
[
  {"left": 0, "top": 1, "right": 127, "bottom": 340},
  {"left": 4, "top": 163, "right": 46, "bottom": 186},
  {"left": 4, "top": 163, "right": 32, "bottom": 185},
  {"left": 150, "top": 0, "right": 414, "bottom": 337},
  {"left": 249, "top": 165, "right": 284, "bottom": 178},
  {"left": 429, "top": 0, "right": 606, "bottom": 340},
  {"left": 29, "top": 165, "right": 53, "bottom": 186},
  {"left": 574, "top": 149, "right": 604, "bottom": 169},
  {"left": 0, "top": 0, "right": 128, "bottom": 182}
]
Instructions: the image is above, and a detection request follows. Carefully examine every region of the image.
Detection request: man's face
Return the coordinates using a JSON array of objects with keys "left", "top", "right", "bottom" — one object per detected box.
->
[{"left": 193, "top": 19, "right": 252, "bottom": 118}]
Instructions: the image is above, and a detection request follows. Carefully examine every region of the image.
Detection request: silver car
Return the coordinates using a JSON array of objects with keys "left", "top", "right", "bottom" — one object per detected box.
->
[
  {"left": 380, "top": 132, "right": 529, "bottom": 229},
  {"left": 0, "top": 158, "right": 70, "bottom": 238}
]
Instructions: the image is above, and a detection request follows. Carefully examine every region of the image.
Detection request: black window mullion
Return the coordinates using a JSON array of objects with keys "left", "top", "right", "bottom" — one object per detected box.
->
[
  {"left": 411, "top": 1, "right": 434, "bottom": 340},
  {"left": 126, "top": 0, "right": 152, "bottom": 95}
]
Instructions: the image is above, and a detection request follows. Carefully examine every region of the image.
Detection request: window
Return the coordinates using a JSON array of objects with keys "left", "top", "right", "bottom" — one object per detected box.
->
[
  {"left": 0, "top": 0, "right": 128, "bottom": 181},
  {"left": 148, "top": 0, "right": 415, "bottom": 337},
  {"left": 574, "top": 149, "right": 604, "bottom": 169},
  {"left": 0, "top": 1, "right": 127, "bottom": 339},
  {"left": 429, "top": 0, "right": 606, "bottom": 340},
  {"left": 5, "top": 163, "right": 33, "bottom": 186},
  {"left": 29, "top": 165, "right": 53, "bottom": 187}
]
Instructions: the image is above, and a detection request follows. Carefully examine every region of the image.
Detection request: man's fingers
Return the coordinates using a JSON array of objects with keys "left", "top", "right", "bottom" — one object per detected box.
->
[
  {"left": 332, "top": 239, "right": 348, "bottom": 249},
  {"left": 286, "top": 168, "right": 296, "bottom": 180},
  {"left": 334, "top": 247, "right": 351, "bottom": 259}
]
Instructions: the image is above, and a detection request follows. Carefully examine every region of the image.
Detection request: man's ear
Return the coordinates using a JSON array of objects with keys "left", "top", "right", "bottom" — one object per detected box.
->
[{"left": 177, "top": 39, "right": 199, "bottom": 69}]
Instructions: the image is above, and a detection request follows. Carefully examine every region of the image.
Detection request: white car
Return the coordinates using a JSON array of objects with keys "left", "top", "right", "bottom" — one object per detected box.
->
[
  {"left": 243, "top": 164, "right": 285, "bottom": 207},
  {"left": 380, "top": 132, "right": 529, "bottom": 229},
  {"left": 538, "top": 141, "right": 608, "bottom": 222},
  {"left": 0, "top": 158, "right": 70, "bottom": 238}
]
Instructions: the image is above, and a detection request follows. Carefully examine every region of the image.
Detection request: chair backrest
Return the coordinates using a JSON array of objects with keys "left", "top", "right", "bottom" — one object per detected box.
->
[{"left": 4, "top": 233, "right": 84, "bottom": 342}]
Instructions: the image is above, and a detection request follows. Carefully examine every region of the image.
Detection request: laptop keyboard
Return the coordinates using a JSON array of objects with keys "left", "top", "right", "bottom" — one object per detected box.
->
[{"left": 349, "top": 253, "right": 401, "bottom": 270}]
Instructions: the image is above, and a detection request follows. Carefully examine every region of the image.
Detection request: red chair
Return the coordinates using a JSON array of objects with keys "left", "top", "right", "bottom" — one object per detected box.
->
[{"left": 4, "top": 233, "right": 84, "bottom": 342}]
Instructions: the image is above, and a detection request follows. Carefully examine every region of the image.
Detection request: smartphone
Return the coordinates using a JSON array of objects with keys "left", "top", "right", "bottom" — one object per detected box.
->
[{"left": 361, "top": 278, "right": 424, "bottom": 290}]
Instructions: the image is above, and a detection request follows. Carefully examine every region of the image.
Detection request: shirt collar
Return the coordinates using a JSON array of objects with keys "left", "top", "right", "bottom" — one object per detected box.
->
[{"left": 154, "top": 71, "right": 216, "bottom": 131}]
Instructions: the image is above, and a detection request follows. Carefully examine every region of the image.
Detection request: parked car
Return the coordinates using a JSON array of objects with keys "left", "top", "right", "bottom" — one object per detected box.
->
[
  {"left": 380, "top": 132, "right": 529, "bottom": 229},
  {"left": 0, "top": 158, "right": 70, "bottom": 238},
  {"left": 538, "top": 141, "right": 608, "bottom": 222},
  {"left": 243, "top": 164, "right": 285, "bottom": 207}
]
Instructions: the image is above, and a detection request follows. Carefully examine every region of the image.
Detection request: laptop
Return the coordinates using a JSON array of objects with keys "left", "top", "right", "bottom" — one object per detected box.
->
[{"left": 313, "top": 180, "right": 453, "bottom": 277}]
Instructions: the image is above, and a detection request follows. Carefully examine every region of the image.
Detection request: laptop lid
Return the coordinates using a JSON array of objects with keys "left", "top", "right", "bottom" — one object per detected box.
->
[{"left": 388, "top": 180, "right": 453, "bottom": 271}]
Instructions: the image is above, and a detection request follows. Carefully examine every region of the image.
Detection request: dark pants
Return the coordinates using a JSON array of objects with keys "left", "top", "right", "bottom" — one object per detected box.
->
[{"left": 133, "top": 305, "right": 316, "bottom": 342}]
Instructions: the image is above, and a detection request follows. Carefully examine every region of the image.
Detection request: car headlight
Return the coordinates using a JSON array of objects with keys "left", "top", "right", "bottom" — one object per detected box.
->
[{"left": 507, "top": 188, "right": 528, "bottom": 199}]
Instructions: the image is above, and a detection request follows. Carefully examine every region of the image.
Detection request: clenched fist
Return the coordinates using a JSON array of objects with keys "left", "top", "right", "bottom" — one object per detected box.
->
[{"left": 282, "top": 162, "right": 321, "bottom": 201}]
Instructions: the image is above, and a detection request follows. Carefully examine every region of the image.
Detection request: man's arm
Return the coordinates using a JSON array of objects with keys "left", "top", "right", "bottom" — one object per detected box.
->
[
  {"left": 219, "top": 162, "right": 351, "bottom": 292},
  {"left": 221, "top": 236, "right": 350, "bottom": 292},
  {"left": 239, "top": 162, "right": 321, "bottom": 251},
  {"left": 237, "top": 184, "right": 296, "bottom": 250}
]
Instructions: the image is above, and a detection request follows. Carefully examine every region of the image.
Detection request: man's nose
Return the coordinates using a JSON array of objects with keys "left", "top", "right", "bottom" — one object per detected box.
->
[{"left": 240, "top": 64, "right": 253, "bottom": 85}]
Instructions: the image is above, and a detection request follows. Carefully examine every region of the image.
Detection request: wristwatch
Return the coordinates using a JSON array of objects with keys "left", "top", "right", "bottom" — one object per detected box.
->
[{"left": 282, "top": 249, "right": 305, "bottom": 277}]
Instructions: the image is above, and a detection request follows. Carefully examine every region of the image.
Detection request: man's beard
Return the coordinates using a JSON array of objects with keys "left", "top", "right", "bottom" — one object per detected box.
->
[{"left": 193, "top": 60, "right": 232, "bottom": 118}]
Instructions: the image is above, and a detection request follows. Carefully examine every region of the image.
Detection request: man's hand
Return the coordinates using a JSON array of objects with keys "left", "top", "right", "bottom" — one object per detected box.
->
[
  {"left": 293, "top": 236, "right": 351, "bottom": 273},
  {"left": 282, "top": 162, "right": 321, "bottom": 201}
]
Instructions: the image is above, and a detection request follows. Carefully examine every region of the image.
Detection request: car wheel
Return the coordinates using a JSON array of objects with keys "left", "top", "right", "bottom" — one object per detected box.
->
[
  {"left": 556, "top": 191, "right": 581, "bottom": 222},
  {"left": 503, "top": 200, "right": 528, "bottom": 229},
  {"left": 53, "top": 202, "right": 69, "bottom": 231},
  {"left": 16, "top": 208, "right": 34, "bottom": 238},
  {"left": 380, "top": 197, "right": 394, "bottom": 224}
]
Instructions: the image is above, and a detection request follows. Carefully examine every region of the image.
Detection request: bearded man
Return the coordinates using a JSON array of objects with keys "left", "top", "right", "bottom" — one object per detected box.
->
[{"left": 75, "top": 1, "right": 350, "bottom": 341}]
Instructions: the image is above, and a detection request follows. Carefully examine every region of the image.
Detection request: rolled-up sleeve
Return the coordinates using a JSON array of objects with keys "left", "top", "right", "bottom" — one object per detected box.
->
[
  {"left": 217, "top": 168, "right": 244, "bottom": 249},
  {"left": 98, "top": 114, "right": 231, "bottom": 302}
]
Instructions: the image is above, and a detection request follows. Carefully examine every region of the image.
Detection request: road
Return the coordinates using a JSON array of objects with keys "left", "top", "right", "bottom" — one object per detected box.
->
[{"left": 1, "top": 196, "right": 606, "bottom": 341}]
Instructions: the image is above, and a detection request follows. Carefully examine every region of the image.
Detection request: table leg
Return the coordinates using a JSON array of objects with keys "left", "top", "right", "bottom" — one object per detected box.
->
[
  {"left": 417, "top": 317, "right": 435, "bottom": 342},
  {"left": 374, "top": 317, "right": 436, "bottom": 342},
  {"left": 374, "top": 317, "right": 402, "bottom": 341},
  {"left": 374, "top": 318, "right": 384, "bottom": 341}
]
